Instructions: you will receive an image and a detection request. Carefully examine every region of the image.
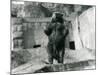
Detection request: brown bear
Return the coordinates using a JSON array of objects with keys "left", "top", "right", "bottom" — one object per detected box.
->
[{"left": 44, "top": 12, "right": 69, "bottom": 64}]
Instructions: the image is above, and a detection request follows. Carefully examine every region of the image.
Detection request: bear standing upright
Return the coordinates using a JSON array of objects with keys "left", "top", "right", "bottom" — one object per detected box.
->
[{"left": 44, "top": 12, "right": 69, "bottom": 64}]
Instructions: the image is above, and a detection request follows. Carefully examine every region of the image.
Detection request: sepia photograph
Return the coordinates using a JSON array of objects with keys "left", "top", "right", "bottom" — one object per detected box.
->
[{"left": 11, "top": 0, "right": 96, "bottom": 74}]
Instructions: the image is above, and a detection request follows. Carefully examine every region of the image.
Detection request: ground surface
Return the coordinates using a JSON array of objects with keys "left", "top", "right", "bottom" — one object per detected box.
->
[{"left": 11, "top": 47, "right": 95, "bottom": 74}]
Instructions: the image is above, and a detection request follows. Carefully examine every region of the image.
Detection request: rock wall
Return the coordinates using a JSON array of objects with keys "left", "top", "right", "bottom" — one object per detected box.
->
[
  {"left": 23, "top": 22, "right": 48, "bottom": 48},
  {"left": 79, "top": 7, "right": 95, "bottom": 50},
  {"left": 71, "top": 7, "right": 95, "bottom": 50},
  {"left": 12, "top": 18, "right": 24, "bottom": 50},
  {"left": 72, "top": 16, "right": 83, "bottom": 50}
]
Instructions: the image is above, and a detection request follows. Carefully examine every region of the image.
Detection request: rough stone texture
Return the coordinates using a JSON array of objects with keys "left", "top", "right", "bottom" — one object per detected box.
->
[
  {"left": 11, "top": 18, "right": 24, "bottom": 49},
  {"left": 79, "top": 7, "right": 95, "bottom": 50},
  {"left": 72, "top": 16, "right": 83, "bottom": 49},
  {"left": 11, "top": 47, "right": 95, "bottom": 74},
  {"left": 12, "top": 7, "right": 95, "bottom": 49},
  {"left": 11, "top": 49, "right": 32, "bottom": 69},
  {"left": 11, "top": 2, "right": 95, "bottom": 74},
  {"left": 22, "top": 22, "right": 48, "bottom": 49},
  {"left": 23, "top": 23, "right": 36, "bottom": 48},
  {"left": 11, "top": 2, "right": 24, "bottom": 17},
  {"left": 71, "top": 7, "right": 95, "bottom": 50},
  {"left": 34, "top": 60, "right": 95, "bottom": 73}
]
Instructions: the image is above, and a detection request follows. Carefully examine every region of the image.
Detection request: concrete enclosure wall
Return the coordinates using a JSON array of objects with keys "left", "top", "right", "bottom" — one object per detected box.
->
[
  {"left": 23, "top": 22, "right": 69, "bottom": 49},
  {"left": 71, "top": 7, "right": 95, "bottom": 50},
  {"left": 23, "top": 22, "right": 48, "bottom": 48},
  {"left": 12, "top": 7, "right": 95, "bottom": 50},
  {"left": 79, "top": 7, "right": 95, "bottom": 50}
]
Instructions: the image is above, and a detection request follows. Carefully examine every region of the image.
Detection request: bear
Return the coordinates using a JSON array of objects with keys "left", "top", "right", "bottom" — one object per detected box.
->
[{"left": 44, "top": 12, "right": 69, "bottom": 64}]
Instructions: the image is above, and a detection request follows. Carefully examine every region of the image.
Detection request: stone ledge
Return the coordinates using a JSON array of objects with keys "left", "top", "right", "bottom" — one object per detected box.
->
[
  {"left": 11, "top": 48, "right": 95, "bottom": 74},
  {"left": 34, "top": 59, "right": 95, "bottom": 73},
  {"left": 12, "top": 59, "right": 95, "bottom": 74}
]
